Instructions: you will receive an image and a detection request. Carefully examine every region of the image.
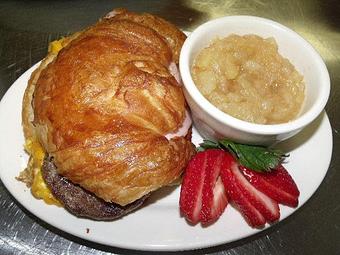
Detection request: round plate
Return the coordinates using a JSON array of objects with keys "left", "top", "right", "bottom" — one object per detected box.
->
[{"left": 0, "top": 63, "right": 333, "bottom": 251}]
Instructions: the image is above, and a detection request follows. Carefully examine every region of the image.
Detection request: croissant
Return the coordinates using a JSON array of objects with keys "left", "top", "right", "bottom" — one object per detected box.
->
[{"left": 22, "top": 8, "right": 195, "bottom": 207}]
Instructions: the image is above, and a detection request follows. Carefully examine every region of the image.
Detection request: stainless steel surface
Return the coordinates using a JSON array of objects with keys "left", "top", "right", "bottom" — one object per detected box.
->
[{"left": 0, "top": 1, "right": 339, "bottom": 254}]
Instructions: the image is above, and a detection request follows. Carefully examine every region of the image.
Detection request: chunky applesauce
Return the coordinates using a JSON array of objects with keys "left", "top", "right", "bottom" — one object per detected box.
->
[{"left": 191, "top": 34, "right": 305, "bottom": 124}]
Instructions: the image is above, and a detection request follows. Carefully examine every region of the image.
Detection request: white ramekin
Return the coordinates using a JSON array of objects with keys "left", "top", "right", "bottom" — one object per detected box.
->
[{"left": 180, "top": 16, "right": 330, "bottom": 145}]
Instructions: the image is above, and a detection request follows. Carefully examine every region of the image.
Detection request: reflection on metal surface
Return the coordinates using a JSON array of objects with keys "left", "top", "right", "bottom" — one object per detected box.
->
[
  {"left": 182, "top": 0, "right": 339, "bottom": 61},
  {"left": 0, "top": 0, "right": 339, "bottom": 254}
]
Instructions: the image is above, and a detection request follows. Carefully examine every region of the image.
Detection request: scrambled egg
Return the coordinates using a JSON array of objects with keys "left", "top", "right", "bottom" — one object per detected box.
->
[
  {"left": 21, "top": 138, "right": 61, "bottom": 206},
  {"left": 48, "top": 38, "right": 64, "bottom": 54}
]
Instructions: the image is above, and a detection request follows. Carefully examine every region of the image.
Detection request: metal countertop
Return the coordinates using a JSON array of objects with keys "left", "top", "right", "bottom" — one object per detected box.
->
[{"left": 0, "top": 1, "right": 339, "bottom": 254}]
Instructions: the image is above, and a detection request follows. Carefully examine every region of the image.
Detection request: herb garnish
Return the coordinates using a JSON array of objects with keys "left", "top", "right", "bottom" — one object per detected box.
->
[{"left": 197, "top": 139, "right": 288, "bottom": 172}]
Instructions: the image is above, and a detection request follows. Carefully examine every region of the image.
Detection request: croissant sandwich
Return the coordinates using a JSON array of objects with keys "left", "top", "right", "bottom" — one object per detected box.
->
[{"left": 18, "top": 9, "right": 195, "bottom": 220}]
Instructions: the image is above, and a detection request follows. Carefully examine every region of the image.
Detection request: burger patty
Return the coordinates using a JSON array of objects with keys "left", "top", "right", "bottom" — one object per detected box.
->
[{"left": 42, "top": 157, "right": 148, "bottom": 220}]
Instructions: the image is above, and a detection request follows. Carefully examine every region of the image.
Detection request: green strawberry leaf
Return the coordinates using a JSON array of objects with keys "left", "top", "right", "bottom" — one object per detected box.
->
[{"left": 197, "top": 139, "right": 288, "bottom": 172}]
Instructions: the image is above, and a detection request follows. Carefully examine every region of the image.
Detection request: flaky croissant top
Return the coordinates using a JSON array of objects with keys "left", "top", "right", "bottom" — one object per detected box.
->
[{"left": 22, "top": 9, "right": 195, "bottom": 206}]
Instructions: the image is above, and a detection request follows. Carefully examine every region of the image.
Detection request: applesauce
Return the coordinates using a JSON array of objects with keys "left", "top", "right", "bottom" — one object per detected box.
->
[{"left": 191, "top": 34, "right": 305, "bottom": 124}]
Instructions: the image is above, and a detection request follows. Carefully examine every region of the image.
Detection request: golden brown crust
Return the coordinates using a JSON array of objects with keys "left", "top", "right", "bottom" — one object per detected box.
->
[
  {"left": 22, "top": 55, "right": 54, "bottom": 140},
  {"left": 23, "top": 9, "right": 193, "bottom": 206},
  {"left": 22, "top": 32, "right": 82, "bottom": 141},
  {"left": 53, "top": 129, "right": 194, "bottom": 205},
  {"left": 104, "top": 8, "right": 186, "bottom": 63}
]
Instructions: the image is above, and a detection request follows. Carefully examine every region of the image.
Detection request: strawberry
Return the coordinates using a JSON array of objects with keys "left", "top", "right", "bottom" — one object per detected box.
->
[
  {"left": 179, "top": 149, "right": 229, "bottom": 225},
  {"left": 240, "top": 164, "right": 300, "bottom": 207},
  {"left": 200, "top": 150, "right": 230, "bottom": 224},
  {"left": 179, "top": 150, "right": 207, "bottom": 224},
  {"left": 220, "top": 152, "right": 280, "bottom": 227},
  {"left": 180, "top": 144, "right": 298, "bottom": 228},
  {"left": 220, "top": 161, "right": 266, "bottom": 227}
]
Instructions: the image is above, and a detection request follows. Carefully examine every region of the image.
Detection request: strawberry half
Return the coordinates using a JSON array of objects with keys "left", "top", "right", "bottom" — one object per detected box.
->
[
  {"left": 179, "top": 150, "right": 207, "bottom": 224},
  {"left": 220, "top": 153, "right": 280, "bottom": 227},
  {"left": 240, "top": 165, "right": 300, "bottom": 207},
  {"left": 200, "top": 150, "right": 230, "bottom": 224},
  {"left": 179, "top": 149, "right": 229, "bottom": 225}
]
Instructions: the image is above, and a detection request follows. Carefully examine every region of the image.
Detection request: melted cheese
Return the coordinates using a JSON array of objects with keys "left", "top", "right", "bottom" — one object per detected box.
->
[
  {"left": 48, "top": 38, "right": 65, "bottom": 54},
  {"left": 24, "top": 138, "right": 61, "bottom": 206},
  {"left": 22, "top": 38, "right": 67, "bottom": 206}
]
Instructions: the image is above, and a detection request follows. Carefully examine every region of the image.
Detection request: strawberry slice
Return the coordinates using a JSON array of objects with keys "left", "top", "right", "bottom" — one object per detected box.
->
[
  {"left": 240, "top": 165, "right": 300, "bottom": 207},
  {"left": 220, "top": 153, "right": 280, "bottom": 227},
  {"left": 180, "top": 148, "right": 296, "bottom": 228},
  {"left": 220, "top": 163, "right": 266, "bottom": 227},
  {"left": 179, "top": 149, "right": 228, "bottom": 225},
  {"left": 200, "top": 150, "right": 229, "bottom": 224},
  {"left": 179, "top": 150, "right": 207, "bottom": 224}
]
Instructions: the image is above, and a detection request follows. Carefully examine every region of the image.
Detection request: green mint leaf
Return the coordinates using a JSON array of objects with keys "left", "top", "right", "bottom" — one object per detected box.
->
[
  {"left": 198, "top": 139, "right": 287, "bottom": 172},
  {"left": 196, "top": 139, "right": 220, "bottom": 151},
  {"left": 220, "top": 140, "right": 286, "bottom": 172}
]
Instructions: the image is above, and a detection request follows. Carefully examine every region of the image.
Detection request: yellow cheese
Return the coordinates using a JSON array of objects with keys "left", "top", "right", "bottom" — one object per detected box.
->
[
  {"left": 48, "top": 38, "right": 65, "bottom": 54},
  {"left": 25, "top": 138, "right": 61, "bottom": 206}
]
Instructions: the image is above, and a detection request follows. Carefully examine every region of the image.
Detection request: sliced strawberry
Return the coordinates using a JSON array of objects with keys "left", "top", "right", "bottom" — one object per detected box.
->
[
  {"left": 179, "top": 149, "right": 229, "bottom": 225},
  {"left": 231, "top": 164, "right": 280, "bottom": 222},
  {"left": 179, "top": 151, "right": 207, "bottom": 224},
  {"left": 240, "top": 165, "right": 300, "bottom": 207},
  {"left": 220, "top": 160, "right": 265, "bottom": 227},
  {"left": 220, "top": 153, "right": 280, "bottom": 227},
  {"left": 200, "top": 150, "right": 229, "bottom": 224}
]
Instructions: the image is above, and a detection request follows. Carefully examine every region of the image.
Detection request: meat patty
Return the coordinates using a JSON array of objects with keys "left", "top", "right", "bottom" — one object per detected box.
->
[{"left": 42, "top": 157, "right": 148, "bottom": 220}]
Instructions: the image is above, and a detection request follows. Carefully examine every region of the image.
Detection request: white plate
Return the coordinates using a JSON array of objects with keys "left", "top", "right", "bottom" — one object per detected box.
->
[{"left": 0, "top": 62, "right": 333, "bottom": 251}]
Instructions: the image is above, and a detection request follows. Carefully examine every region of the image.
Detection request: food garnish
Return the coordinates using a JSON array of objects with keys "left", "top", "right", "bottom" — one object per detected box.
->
[
  {"left": 240, "top": 165, "right": 299, "bottom": 207},
  {"left": 220, "top": 155, "right": 280, "bottom": 227},
  {"left": 180, "top": 149, "right": 229, "bottom": 225},
  {"left": 198, "top": 139, "right": 288, "bottom": 172},
  {"left": 180, "top": 141, "right": 299, "bottom": 228}
]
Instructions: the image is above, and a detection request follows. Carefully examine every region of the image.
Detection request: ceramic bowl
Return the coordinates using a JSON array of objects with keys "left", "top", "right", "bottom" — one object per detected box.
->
[{"left": 180, "top": 16, "right": 330, "bottom": 145}]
